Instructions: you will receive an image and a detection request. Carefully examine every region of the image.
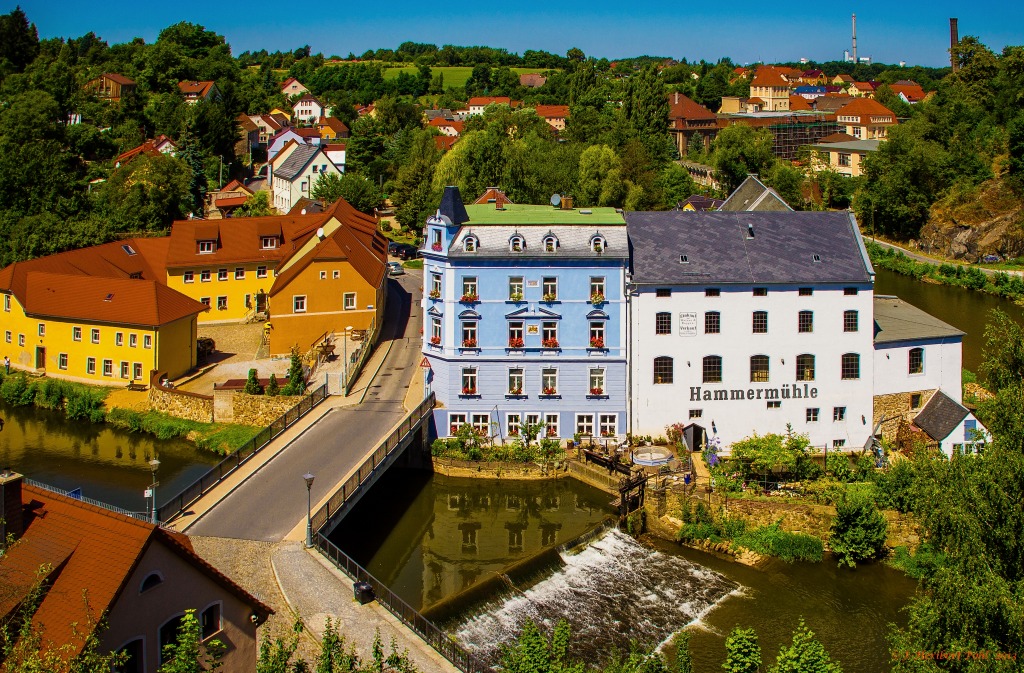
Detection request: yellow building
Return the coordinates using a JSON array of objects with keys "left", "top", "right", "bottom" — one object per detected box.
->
[{"left": 0, "top": 240, "right": 207, "bottom": 385}]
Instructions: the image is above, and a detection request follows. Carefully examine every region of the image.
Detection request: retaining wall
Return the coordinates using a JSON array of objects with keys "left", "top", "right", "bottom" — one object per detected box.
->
[
  {"left": 148, "top": 371, "right": 214, "bottom": 423},
  {"left": 212, "top": 389, "right": 307, "bottom": 425}
]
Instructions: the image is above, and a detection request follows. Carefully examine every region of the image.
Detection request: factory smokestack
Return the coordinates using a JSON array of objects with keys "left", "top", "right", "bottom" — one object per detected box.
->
[
  {"left": 852, "top": 14, "right": 858, "bottom": 64},
  {"left": 950, "top": 18, "right": 959, "bottom": 71}
]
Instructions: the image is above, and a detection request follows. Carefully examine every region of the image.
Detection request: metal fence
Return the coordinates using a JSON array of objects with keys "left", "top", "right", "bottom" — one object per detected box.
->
[
  {"left": 310, "top": 392, "right": 434, "bottom": 532},
  {"left": 315, "top": 533, "right": 492, "bottom": 673},
  {"left": 342, "top": 316, "right": 380, "bottom": 396},
  {"left": 157, "top": 383, "right": 329, "bottom": 522},
  {"left": 26, "top": 478, "right": 151, "bottom": 522}
]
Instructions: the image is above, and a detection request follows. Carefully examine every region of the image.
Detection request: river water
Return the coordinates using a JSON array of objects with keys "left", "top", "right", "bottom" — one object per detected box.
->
[
  {"left": 0, "top": 403, "right": 218, "bottom": 513},
  {"left": 331, "top": 469, "right": 916, "bottom": 672}
]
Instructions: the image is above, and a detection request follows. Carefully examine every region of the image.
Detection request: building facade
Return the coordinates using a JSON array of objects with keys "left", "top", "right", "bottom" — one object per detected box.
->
[{"left": 421, "top": 188, "right": 628, "bottom": 442}]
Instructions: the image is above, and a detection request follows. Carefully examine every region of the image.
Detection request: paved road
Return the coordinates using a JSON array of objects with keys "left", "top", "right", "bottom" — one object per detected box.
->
[
  {"left": 868, "top": 237, "right": 1023, "bottom": 278},
  {"left": 189, "top": 271, "right": 423, "bottom": 541}
]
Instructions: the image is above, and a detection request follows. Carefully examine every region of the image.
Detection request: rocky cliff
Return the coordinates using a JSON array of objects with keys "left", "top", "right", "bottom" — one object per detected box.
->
[{"left": 917, "top": 177, "right": 1024, "bottom": 262}]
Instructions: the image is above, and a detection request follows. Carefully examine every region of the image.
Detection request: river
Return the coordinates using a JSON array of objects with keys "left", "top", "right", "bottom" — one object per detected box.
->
[
  {"left": 0, "top": 403, "right": 218, "bottom": 513},
  {"left": 331, "top": 469, "right": 916, "bottom": 672}
]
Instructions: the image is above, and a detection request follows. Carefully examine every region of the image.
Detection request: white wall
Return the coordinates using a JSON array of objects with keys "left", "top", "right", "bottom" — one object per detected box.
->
[
  {"left": 630, "top": 283, "right": 875, "bottom": 451},
  {"left": 873, "top": 338, "right": 963, "bottom": 402}
]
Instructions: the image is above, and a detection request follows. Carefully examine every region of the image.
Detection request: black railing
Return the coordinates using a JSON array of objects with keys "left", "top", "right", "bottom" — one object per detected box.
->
[
  {"left": 157, "top": 383, "right": 329, "bottom": 522},
  {"left": 310, "top": 392, "right": 435, "bottom": 532},
  {"left": 315, "top": 534, "right": 492, "bottom": 673}
]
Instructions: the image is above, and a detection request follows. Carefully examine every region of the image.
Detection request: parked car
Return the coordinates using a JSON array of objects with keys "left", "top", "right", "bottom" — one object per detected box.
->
[
  {"left": 387, "top": 261, "right": 405, "bottom": 276},
  {"left": 982, "top": 254, "right": 1002, "bottom": 264},
  {"left": 387, "top": 241, "right": 401, "bottom": 256},
  {"left": 394, "top": 244, "right": 420, "bottom": 260}
]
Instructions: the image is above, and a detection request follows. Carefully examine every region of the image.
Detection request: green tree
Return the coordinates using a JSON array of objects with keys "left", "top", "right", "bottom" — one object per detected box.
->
[
  {"left": 578, "top": 144, "right": 625, "bottom": 207},
  {"left": 723, "top": 626, "right": 761, "bottom": 673},
  {"left": 0, "top": 7, "right": 39, "bottom": 75},
  {"left": 312, "top": 173, "right": 383, "bottom": 214},
  {"left": 829, "top": 491, "right": 888, "bottom": 568},
  {"left": 244, "top": 368, "right": 263, "bottom": 395},
  {"left": 770, "top": 620, "right": 843, "bottom": 673},
  {"left": 235, "top": 190, "right": 272, "bottom": 217},
  {"left": 674, "top": 631, "right": 693, "bottom": 673},
  {"left": 711, "top": 125, "right": 776, "bottom": 193},
  {"left": 94, "top": 154, "right": 192, "bottom": 233},
  {"left": 281, "top": 346, "right": 306, "bottom": 396},
  {"left": 265, "top": 373, "right": 280, "bottom": 397},
  {"left": 316, "top": 617, "right": 359, "bottom": 673},
  {"left": 158, "top": 609, "right": 225, "bottom": 673}
]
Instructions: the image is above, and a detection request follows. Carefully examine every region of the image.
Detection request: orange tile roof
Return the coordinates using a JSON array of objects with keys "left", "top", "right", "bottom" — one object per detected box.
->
[
  {"left": 435, "top": 136, "right": 458, "bottom": 151},
  {"left": 216, "top": 196, "right": 250, "bottom": 208},
  {"left": 747, "top": 97, "right": 765, "bottom": 105},
  {"left": 669, "top": 93, "right": 717, "bottom": 122},
  {"left": 318, "top": 116, "right": 349, "bottom": 135},
  {"left": 534, "top": 105, "right": 570, "bottom": 119},
  {"left": 836, "top": 98, "right": 897, "bottom": 123},
  {"left": 788, "top": 95, "right": 812, "bottom": 111},
  {"left": 178, "top": 80, "right": 216, "bottom": 98},
  {"left": 102, "top": 72, "right": 135, "bottom": 86},
  {"left": 428, "top": 117, "right": 465, "bottom": 133},
  {"left": 520, "top": 73, "right": 547, "bottom": 87},
  {"left": 165, "top": 211, "right": 333, "bottom": 268},
  {"left": 473, "top": 187, "right": 514, "bottom": 205},
  {"left": 890, "top": 83, "right": 927, "bottom": 102},
  {"left": 469, "top": 96, "right": 512, "bottom": 106},
  {"left": 751, "top": 66, "right": 789, "bottom": 87},
  {"left": 0, "top": 483, "right": 270, "bottom": 659}
]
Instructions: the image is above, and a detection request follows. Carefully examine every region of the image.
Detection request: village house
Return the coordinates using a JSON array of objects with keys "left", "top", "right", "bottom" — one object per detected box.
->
[
  {"left": 719, "top": 175, "right": 793, "bottom": 212},
  {"left": 85, "top": 73, "right": 136, "bottom": 102},
  {"left": 115, "top": 135, "right": 177, "bottom": 168},
  {"left": 533, "top": 105, "right": 570, "bottom": 132},
  {"left": 0, "top": 471, "right": 272, "bottom": 673},
  {"left": 267, "top": 127, "right": 320, "bottom": 161},
  {"left": 519, "top": 73, "right": 547, "bottom": 88},
  {"left": 323, "top": 143, "right": 347, "bottom": 173},
  {"left": 205, "top": 179, "right": 255, "bottom": 219},
  {"left": 280, "top": 76, "right": 310, "bottom": 97},
  {"left": 292, "top": 94, "right": 326, "bottom": 124},
  {"left": 317, "top": 116, "right": 350, "bottom": 141},
  {"left": 679, "top": 195, "right": 724, "bottom": 212},
  {"left": 269, "top": 142, "right": 340, "bottom": 214},
  {"left": 249, "top": 113, "right": 289, "bottom": 145},
  {"left": 668, "top": 92, "right": 718, "bottom": 155},
  {"left": 428, "top": 117, "right": 465, "bottom": 137},
  {"left": 178, "top": 80, "right": 220, "bottom": 104},
  {"left": 835, "top": 98, "right": 897, "bottom": 140},
  {"left": 235, "top": 113, "right": 260, "bottom": 158},
  {"left": 890, "top": 81, "right": 929, "bottom": 104},
  {"left": 748, "top": 66, "right": 791, "bottom": 111},
  {"left": 467, "top": 97, "right": 522, "bottom": 115},
  {"left": 808, "top": 138, "right": 881, "bottom": 177}
]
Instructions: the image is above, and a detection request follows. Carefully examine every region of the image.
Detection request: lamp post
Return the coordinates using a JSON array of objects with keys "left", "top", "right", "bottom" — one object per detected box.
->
[
  {"left": 303, "top": 472, "right": 315, "bottom": 547},
  {"left": 149, "top": 458, "right": 160, "bottom": 524},
  {"left": 343, "top": 326, "right": 352, "bottom": 395}
]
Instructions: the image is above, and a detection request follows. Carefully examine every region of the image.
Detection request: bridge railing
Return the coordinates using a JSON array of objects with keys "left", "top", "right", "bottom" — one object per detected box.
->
[
  {"left": 157, "top": 383, "right": 329, "bottom": 522},
  {"left": 310, "top": 392, "right": 434, "bottom": 533},
  {"left": 315, "top": 533, "right": 492, "bottom": 673}
]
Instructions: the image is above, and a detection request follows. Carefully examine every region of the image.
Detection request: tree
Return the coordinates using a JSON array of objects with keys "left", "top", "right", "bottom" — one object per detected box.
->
[
  {"left": 673, "top": 632, "right": 693, "bottom": 673},
  {"left": 265, "top": 373, "right": 280, "bottom": 397},
  {"left": 711, "top": 125, "right": 776, "bottom": 193},
  {"left": 312, "top": 173, "right": 383, "bottom": 214},
  {"left": 722, "top": 627, "right": 761, "bottom": 673},
  {"left": 235, "top": 190, "right": 272, "bottom": 217},
  {"left": 94, "top": 154, "right": 192, "bottom": 233},
  {"left": 0, "top": 7, "right": 39, "bottom": 74},
  {"left": 829, "top": 491, "right": 888, "bottom": 568},
  {"left": 281, "top": 346, "right": 306, "bottom": 396},
  {"left": 578, "top": 145, "right": 624, "bottom": 207},
  {"left": 158, "top": 609, "right": 224, "bottom": 673},
  {"left": 244, "top": 368, "right": 263, "bottom": 395},
  {"left": 770, "top": 620, "right": 843, "bottom": 673}
]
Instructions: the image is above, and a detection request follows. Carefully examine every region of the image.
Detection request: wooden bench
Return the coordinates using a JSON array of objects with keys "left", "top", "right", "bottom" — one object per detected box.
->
[{"left": 126, "top": 381, "right": 147, "bottom": 392}]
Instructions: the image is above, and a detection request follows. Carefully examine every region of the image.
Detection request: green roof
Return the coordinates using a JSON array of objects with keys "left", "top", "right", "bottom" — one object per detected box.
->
[{"left": 463, "top": 203, "right": 624, "bottom": 225}]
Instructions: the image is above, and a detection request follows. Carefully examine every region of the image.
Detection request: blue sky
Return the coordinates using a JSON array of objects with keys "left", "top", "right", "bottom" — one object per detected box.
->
[{"left": 9, "top": 2, "right": 1023, "bottom": 67}]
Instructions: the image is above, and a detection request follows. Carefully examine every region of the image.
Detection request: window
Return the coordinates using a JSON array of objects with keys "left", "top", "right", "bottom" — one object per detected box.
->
[
  {"left": 752, "top": 311, "right": 768, "bottom": 333},
  {"left": 36, "top": 323, "right": 44, "bottom": 337},
  {"left": 464, "top": 236, "right": 477, "bottom": 252},
  {"left": 257, "top": 265, "right": 268, "bottom": 278},
  {"left": 798, "top": 310, "right": 814, "bottom": 333},
  {"left": 541, "top": 321, "right": 558, "bottom": 347},
  {"left": 343, "top": 293, "right": 356, "bottom": 310},
  {"left": 115, "top": 332, "right": 124, "bottom": 346},
  {"left": 689, "top": 409, "right": 703, "bottom": 419},
  {"left": 589, "top": 322, "right": 605, "bottom": 348},
  {"left": 576, "top": 414, "right": 595, "bottom": 436},
  {"left": 333, "top": 270, "right": 340, "bottom": 279},
  {"left": 449, "top": 413, "right": 467, "bottom": 433},
  {"left": 73, "top": 326, "right": 82, "bottom": 342},
  {"left": 591, "top": 236, "right": 605, "bottom": 253},
  {"left": 508, "top": 368, "right": 524, "bottom": 395},
  {"left": 461, "top": 277, "right": 477, "bottom": 299},
  {"left": 431, "top": 229, "right": 441, "bottom": 248},
  {"left": 508, "top": 321, "right": 524, "bottom": 347},
  {"left": 200, "top": 297, "right": 211, "bottom": 307},
  {"left": 705, "top": 288, "right": 720, "bottom": 297},
  {"left": 430, "top": 317, "right": 441, "bottom": 344},
  {"left": 120, "top": 362, "right": 129, "bottom": 379},
  {"left": 461, "top": 321, "right": 477, "bottom": 347},
  {"left": 159, "top": 615, "right": 186, "bottom": 664},
  {"left": 910, "top": 393, "right": 922, "bottom": 410},
  {"left": 704, "top": 311, "right": 720, "bottom": 334},
  {"left": 200, "top": 270, "right": 211, "bottom": 282},
  {"left": 653, "top": 356, "right": 674, "bottom": 384},
  {"left": 753, "top": 287, "right": 767, "bottom": 297},
  {"left": 129, "top": 334, "right": 137, "bottom": 348},
  {"left": 589, "top": 367, "right": 605, "bottom": 395},
  {"left": 471, "top": 413, "right": 490, "bottom": 435},
  {"left": 3, "top": 295, "right": 8, "bottom": 311},
  {"left": 599, "top": 414, "right": 618, "bottom": 436},
  {"left": 217, "top": 269, "right": 228, "bottom": 281},
  {"left": 841, "top": 353, "right": 860, "bottom": 380},
  {"left": 3, "top": 331, "right": 9, "bottom": 343},
  {"left": 58, "top": 353, "right": 67, "bottom": 370},
  {"left": 590, "top": 277, "right": 605, "bottom": 300},
  {"left": 86, "top": 357, "right": 96, "bottom": 374},
  {"left": 844, "top": 310, "right": 859, "bottom": 332},
  {"left": 703, "top": 355, "right": 722, "bottom": 383},
  {"left": 525, "top": 413, "right": 541, "bottom": 431},
  {"left": 18, "top": 334, "right": 24, "bottom": 347},
  {"left": 656, "top": 288, "right": 672, "bottom": 298},
  {"left": 806, "top": 408, "right": 819, "bottom": 422},
  {"left": 430, "top": 273, "right": 442, "bottom": 297},
  {"left": 201, "top": 604, "right": 222, "bottom": 640},
  {"left": 293, "top": 296, "right": 306, "bottom": 313},
  {"left": 542, "top": 277, "right": 557, "bottom": 300},
  {"left": 750, "top": 355, "right": 769, "bottom": 382},
  {"left": 508, "top": 276, "right": 523, "bottom": 300},
  {"left": 909, "top": 347, "right": 924, "bottom": 375},
  {"left": 654, "top": 312, "right": 672, "bottom": 335},
  {"left": 544, "top": 413, "right": 559, "bottom": 437},
  {"left": 838, "top": 153, "right": 852, "bottom": 167},
  {"left": 541, "top": 368, "right": 558, "bottom": 395},
  {"left": 461, "top": 368, "right": 477, "bottom": 395},
  {"left": 543, "top": 236, "right": 557, "bottom": 252},
  {"left": 833, "top": 407, "right": 846, "bottom": 422},
  {"left": 217, "top": 296, "right": 228, "bottom": 310},
  {"left": 507, "top": 414, "right": 522, "bottom": 437},
  {"left": 114, "top": 638, "right": 144, "bottom": 673},
  {"left": 844, "top": 287, "right": 858, "bottom": 296},
  {"left": 183, "top": 271, "right": 195, "bottom": 283},
  {"left": 235, "top": 267, "right": 245, "bottom": 280},
  {"left": 133, "top": 363, "right": 143, "bottom": 380},
  {"left": 143, "top": 335, "right": 152, "bottom": 349},
  {"left": 102, "top": 359, "right": 113, "bottom": 377},
  {"left": 852, "top": 126, "right": 862, "bottom": 139},
  {"left": 198, "top": 240, "right": 215, "bottom": 254},
  {"left": 833, "top": 439, "right": 847, "bottom": 448},
  {"left": 799, "top": 287, "right": 813, "bottom": 296},
  {"left": 796, "top": 354, "right": 815, "bottom": 381}
]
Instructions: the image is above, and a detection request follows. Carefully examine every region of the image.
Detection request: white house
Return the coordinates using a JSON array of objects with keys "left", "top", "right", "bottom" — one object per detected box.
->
[
  {"left": 292, "top": 94, "right": 325, "bottom": 124},
  {"left": 911, "top": 391, "right": 989, "bottom": 456},
  {"left": 280, "top": 77, "right": 309, "bottom": 97},
  {"left": 269, "top": 142, "right": 340, "bottom": 214},
  {"left": 323, "top": 143, "right": 346, "bottom": 173},
  {"left": 626, "top": 210, "right": 876, "bottom": 452}
]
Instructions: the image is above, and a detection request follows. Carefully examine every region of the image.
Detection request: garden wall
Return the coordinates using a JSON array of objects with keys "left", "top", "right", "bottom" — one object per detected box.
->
[
  {"left": 211, "top": 389, "right": 307, "bottom": 425},
  {"left": 148, "top": 371, "right": 213, "bottom": 423}
]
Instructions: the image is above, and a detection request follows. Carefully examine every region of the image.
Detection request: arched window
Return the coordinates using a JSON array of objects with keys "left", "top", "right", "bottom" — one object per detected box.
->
[
  {"left": 509, "top": 235, "right": 524, "bottom": 252},
  {"left": 158, "top": 615, "right": 185, "bottom": 665},
  {"left": 140, "top": 572, "right": 163, "bottom": 593},
  {"left": 463, "top": 235, "right": 478, "bottom": 252},
  {"left": 841, "top": 353, "right": 860, "bottom": 380},
  {"left": 114, "top": 639, "right": 144, "bottom": 673},
  {"left": 702, "top": 355, "right": 722, "bottom": 383},
  {"left": 590, "top": 235, "right": 606, "bottom": 253},
  {"left": 750, "top": 355, "right": 769, "bottom": 382},
  {"left": 909, "top": 347, "right": 924, "bottom": 374},
  {"left": 796, "top": 354, "right": 815, "bottom": 381},
  {"left": 543, "top": 235, "right": 558, "bottom": 252},
  {"left": 653, "top": 356, "right": 673, "bottom": 384}
]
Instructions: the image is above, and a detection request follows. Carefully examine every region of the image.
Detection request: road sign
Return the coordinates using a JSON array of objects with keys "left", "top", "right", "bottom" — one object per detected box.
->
[
  {"left": 144, "top": 488, "right": 153, "bottom": 499},
  {"left": 419, "top": 357, "right": 432, "bottom": 370}
]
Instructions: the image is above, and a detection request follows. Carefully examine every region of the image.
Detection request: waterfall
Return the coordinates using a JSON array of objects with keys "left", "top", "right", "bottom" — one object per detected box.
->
[{"left": 449, "top": 529, "right": 739, "bottom": 666}]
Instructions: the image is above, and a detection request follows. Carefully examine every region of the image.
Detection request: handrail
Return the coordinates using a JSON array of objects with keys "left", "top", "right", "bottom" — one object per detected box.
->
[
  {"left": 310, "top": 392, "right": 434, "bottom": 532},
  {"left": 26, "top": 478, "right": 151, "bottom": 522},
  {"left": 157, "top": 383, "right": 329, "bottom": 522},
  {"left": 315, "top": 533, "right": 492, "bottom": 673}
]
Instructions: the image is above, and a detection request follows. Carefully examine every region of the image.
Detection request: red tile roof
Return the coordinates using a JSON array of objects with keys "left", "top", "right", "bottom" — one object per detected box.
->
[
  {"left": 520, "top": 73, "right": 547, "bottom": 88},
  {"left": 890, "top": 83, "right": 927, "bottom": 102},
  {"left": 318, "top": 116, "right": 349, "bottom": 136},
  {"left": 534, "top": 105, "right": 570, "bottom": 119},
  {"left": 177, "top": 80, "right": 216, "bottom": 98},
  {"left": 165, "top": 211, "right": 333, "bottom": 268},
  {"left": 751, "top": 66, "right": 790, "bottom": 87},
  {"left": 668, "top": 93, "right": 717, "bottom": 127},
  {"left": 428, "top": 117, "right": 465, "bottom": 133},
  {"left": 836, "top": 98, "right": 897, "bottom": 124},
  {"left": 788, "top": 95, "right": 812, "bottom": 111},
  {"left": 473, "top": 188, "right": 514, "bottom": 205},
  {"left": 435, "top": 136, "right": 458, "bottom": 151},
  {"left": 115, "top": 135, "right": 176, "bottom": 165},
  {"left": 102, "top": 72, "right": 136, "bottom": 86}
]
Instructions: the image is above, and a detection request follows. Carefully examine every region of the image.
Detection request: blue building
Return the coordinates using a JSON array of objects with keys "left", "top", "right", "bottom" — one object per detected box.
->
[{"left": 421, "top": 187, "right": 628, "bottom": 442}]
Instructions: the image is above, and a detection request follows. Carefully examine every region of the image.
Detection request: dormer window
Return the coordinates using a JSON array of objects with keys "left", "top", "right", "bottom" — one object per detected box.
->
[
  {"left": 198, "top": 240, "right": 215, "bottom": 254},
  {"left": 590, "top": 235, "right": 606, "bottom": 253},
  {"left": 464, "top": 235, "right": 478, "bottom": 252},
  {"left": 261, "top": 236, "right": 278, "bottom": 250},
  {"left": 509, "top": 235, "right": 524, "bottom": 253},
  {"left": 543, "top": 235, "right": 558, "bottom": 253}
]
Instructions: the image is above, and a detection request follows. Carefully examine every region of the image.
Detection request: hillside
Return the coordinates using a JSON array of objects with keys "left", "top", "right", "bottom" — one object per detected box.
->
[{"left": 917, "top": 175, "right": 1024, "bottom": 262}]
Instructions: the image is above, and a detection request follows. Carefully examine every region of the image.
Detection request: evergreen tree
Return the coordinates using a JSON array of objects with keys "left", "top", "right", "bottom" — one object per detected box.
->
[
  {"left": 265, "top": 373, "right": 280, "bottom": 397},
  {"left": 770, "top": 620, "right": 843, "bottom": 673},
  {"left": 281, "top": 347, "right": 306, "bottom": 396},
  {"left": 244, "top": 368, "right": 263, "bottom": 395}
]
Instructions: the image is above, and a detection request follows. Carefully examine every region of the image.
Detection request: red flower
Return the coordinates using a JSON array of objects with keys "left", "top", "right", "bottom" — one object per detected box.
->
[
  {"left": 460, "top": 293, "right": 479, "bottom": 303},
  {"left": 462, "top": 386, "right": 477, "bottom": 395},
  {"left": 429, "top": 336, "right": 441, "bottom": 345},
  {"left": 508, "top": 337, "right": 524, "bottom": 348},
  {"left": 462, "top": 339, "right": 477, "bottom": 348},
  {"left": 542, "top": 338, "right": 559, "bottom": 349},
  {"left": 590, "top": 337, "right": 605, "bottom": 348},
  {"left": 431, "top": 242, "right": 443, "bottom": 251},
  {"left": 590, "top": 387, "right": 604, "bottom": 395},
  {"left": 542, "top": 386, "right": 557, "bottom": 395}
]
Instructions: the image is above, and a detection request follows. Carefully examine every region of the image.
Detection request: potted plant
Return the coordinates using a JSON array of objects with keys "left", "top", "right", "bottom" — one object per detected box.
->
[
  {"left": 460, "top": 293, "right": 479, "bottom": 303},
  {"left": 428, "top": 289, "right": 441, "bottom": 299},
  {"left": 542, "top": 386, "right": 557, "bottom": 395},
  {"left": 508, "top": 292, "right": 524, "bottom": 302},
  {"left": 547, "top": 427, "right": 558, "bottom": 437},
  {"left": 450, "top": 424, "right": 459, "bottom": 434},
  {"left": 431, "top": 242, "right": 443, "bottom": 251},
  {"left": 541, "top": 338, "right": 559, "bottom": 349},
  {"left": 508, "top": 337, "right": 524, "bottom": 348},
  {"left": 590, "top": 293, "right": 605, "bottom": 305},
  {"left": 542, "top": 292, "right": 557, "bottom": 302},
  {"left": 462, "top": 385, "right": 477, "bottom": 395},
  {"left": 508, "top": 386, "right": 523, "bottom": 395},
  {"left": 429, "top": 336, "right": 441, "bottom": 346},
  {"left": 590, "top": 386, "right": 604, "bottom": 395},
  {"left": 461, "top": 338, "right": 477, "bottom": 348},
  {"left": 589, "top": 336, "right": 605, "bottom": 349}
]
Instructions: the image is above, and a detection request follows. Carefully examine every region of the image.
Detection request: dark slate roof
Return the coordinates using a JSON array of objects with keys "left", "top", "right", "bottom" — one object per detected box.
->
[
  {"left": 626, "top": 211, "right": 874, "bottom": 285},
  {"left": 913, "top": 390, "right": 970, "bottom": 442},
  {"left": 438, "top": 186, "right": 469, "bottom": 226},
  {"left": 873, "top": 296, "right": 964, "bottom": 344},
  {"left": 275, "top": 144, "right": 320, "bottom": 181},
  {"left": 719, "top": 175, "right": 793, "bottom": 212}
]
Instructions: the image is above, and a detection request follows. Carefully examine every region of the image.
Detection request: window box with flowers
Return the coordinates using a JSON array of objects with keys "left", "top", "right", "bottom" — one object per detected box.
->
[
  {"left": 541, "top": 338, "right": 560, "bottom": 350},
  {"left": 431, "top": 242, "right": 443, "bottom": 251},
  {"left": 541, "top": 386, "right": 558, "bottom": 397},
  {"left": 541, "top": 293, "right": 558, "bottom": 303},
  {"left": 461, "top": 339, "right": 478, "bottom": 349},
  {"left": 460, "top": 386, "right": 479, "bottom": 396},
  {"left": 460, "top": 293, "right": 479, "bottom": 303},
  {"left": 588, "top": 337, "right": 605, "bottom": 350},
  {"left": 507, "top": 337, "right": 525, "bottom": 349},
  {"left": 428, "top": 290, "right": 441, "bottom": 300},
  {"left": 588, "top": 387, "right": 606, "bottom": 397},
  {"left": 589, "top": 293, "right": 605, "bottom": 305},
  {"left": 546, "top": 427, "right": 558, "bottom": 437},
  {"left": 450, "top": 425, "right": 460, "bottom": 434},
  {"left": 429, "top": 336, "right": 441, "bottom": 347},
  {"left": 506, "top": 387, "right": 524, "bottom": 397},
  {"left": 508, "top": 292, "right": 524, "bottom": 303}
]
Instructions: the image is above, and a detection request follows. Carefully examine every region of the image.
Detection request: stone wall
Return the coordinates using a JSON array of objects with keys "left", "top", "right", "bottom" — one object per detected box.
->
[
  {"left": 431, "top": 457, "right": 568, "bottom": 481},
  {"left": 148, "top": 372, "right": 214, "bottom": 423},
  {"left": 215, "top": 391, "right": 307, "bottom": 426},
  {"left": 873, "top": 390, "right": 936, "bottom": 443}
]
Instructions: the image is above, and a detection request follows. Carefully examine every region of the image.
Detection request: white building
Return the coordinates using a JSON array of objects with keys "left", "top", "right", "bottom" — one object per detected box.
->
[
  {"left": 626, "top": 211, "right": 876, "bottom": 452},
  {"left": 269, "top": 142, "right": 340, "bottom": 214},
  {"left": 292, "top": 94, "right": 325, "bottom": 124}
]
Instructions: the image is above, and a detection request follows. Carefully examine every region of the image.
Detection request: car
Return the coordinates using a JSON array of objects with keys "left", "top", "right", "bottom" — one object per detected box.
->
[
  {"left": 387, "top": 241, "right": 401, "bottom": 256},
  {"left": 387, "top": 261, "right": 405, "bottom": 276},
  {"left": 982, "top": 254, "right": 1001, "bottom": 264},
  {"left": 394, "top": 244, "right": 420, "bottom": 260}
]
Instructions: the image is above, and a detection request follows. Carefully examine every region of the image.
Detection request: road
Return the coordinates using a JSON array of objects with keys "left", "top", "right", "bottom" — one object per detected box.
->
[
  {"left": 188, "top": 270, "right": 423, "bottom": 541},
  {"left": 868, "top": 237, "right": 1023, "bottom": 278}
]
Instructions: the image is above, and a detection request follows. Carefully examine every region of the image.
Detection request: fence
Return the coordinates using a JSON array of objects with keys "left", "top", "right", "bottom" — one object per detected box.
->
[
  {"left": 309, "top": 392, "right": 434, "bottom": 532},
  {"left": 27, "top": 478, "right": 151, "bottom": 522},
  {"left": 315, "top": 534, "right": 492, "bottom": 673},
  {"left": 341, "top": 315, "right": 380, "bottom": 396},
  {"left": 157, "top": 383, "right": 329, "bottom": 522}
]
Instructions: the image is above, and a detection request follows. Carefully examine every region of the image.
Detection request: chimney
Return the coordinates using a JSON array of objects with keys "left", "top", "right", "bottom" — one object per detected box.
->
[
  {"left": 950, "top": 18, "right": 959, "bottom": 71},
  {"left": 674, "top": 92, "right": 680, "bottom": 105},
  {"left": 0, "top": 468, "right": 25, "bottom": 545},
  {"left": 852, "top": 14, "right": 858, "bottom": 64}
]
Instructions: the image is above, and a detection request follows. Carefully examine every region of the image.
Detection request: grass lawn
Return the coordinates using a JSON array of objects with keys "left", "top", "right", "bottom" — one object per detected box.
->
[
  {"left": 383, "top": 66, "right": 554, "bottom": 89},
  {"left": 403, "top": 259, "right": 424, "bottom": 269}
]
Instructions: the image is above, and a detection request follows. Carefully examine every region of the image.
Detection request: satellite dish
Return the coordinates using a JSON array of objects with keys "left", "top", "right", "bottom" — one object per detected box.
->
[
  {"left": 550, "top": 193, "right": 562, "bottom": 207},
  {"left": 300, "top": 209, "right": 307, "bottom": 215},
  {"left": 316, "top": 227, "right": 325, "bottom": 238}
]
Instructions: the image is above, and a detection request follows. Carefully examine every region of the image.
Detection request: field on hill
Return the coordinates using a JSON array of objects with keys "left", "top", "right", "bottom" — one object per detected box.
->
[{"left": 382, "top": 66, "right": 556, "bottom": 88}]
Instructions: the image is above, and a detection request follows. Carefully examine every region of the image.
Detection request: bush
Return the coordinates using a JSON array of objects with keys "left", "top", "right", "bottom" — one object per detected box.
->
[
  {"left": 873, "top": 460, "right": 916, "bottom": 512},
  {"left": 734, "top": 521, "right": 824, "bottom": 563},
  {"left": 244, "top": 368, "right": 264, "bottom": 395},
  {"left": 825, "top": 453, "right": 853, "bottom": 482},
  {"left": 829, "top": 491, "right": 889, "bottom": 567},
  {"left": 266, "top": 374, "right": 280, "bottom": 396},
  {"left": 887, "top": 543, "right": 945, "bottom": 579}
]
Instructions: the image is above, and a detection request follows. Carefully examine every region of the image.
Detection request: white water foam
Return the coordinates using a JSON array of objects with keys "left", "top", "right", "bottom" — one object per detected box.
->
[{"left": 451, "top": 529, "right": 739, "bottom": 665}]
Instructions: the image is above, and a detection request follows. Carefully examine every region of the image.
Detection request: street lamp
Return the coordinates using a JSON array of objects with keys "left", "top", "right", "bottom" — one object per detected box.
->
[
  {"left": 343, "top": 326, "right": 352, "bottom": 394},
  {"left": 149, "top": 458, "right": 160, "bottom": 524},
  {"left": 303, "top": 472, "right": 315, "bottom": 547}
]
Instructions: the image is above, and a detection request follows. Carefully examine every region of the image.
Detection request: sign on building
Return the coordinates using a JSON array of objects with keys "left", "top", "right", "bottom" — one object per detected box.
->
[{"left": 679, "top": 312, "right": 697, "bottom": 337}]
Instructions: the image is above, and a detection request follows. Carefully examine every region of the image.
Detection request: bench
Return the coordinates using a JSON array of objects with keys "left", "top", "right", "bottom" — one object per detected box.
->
[{"left": 126, "top": 381, "right": 147, "bottom": 392}]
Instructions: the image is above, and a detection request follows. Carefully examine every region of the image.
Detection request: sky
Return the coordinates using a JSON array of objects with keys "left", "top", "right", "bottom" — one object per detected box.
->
[{"left": 8, "top": 1, "right": 1024, "bottom": 68}]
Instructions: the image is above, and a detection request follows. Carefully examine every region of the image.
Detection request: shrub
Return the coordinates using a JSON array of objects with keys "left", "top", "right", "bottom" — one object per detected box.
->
[
  {"left": 825, "top": 453, "right": 853, "bottom": 482},
  {"left": 887, "top": 543, "right": 945, "bottom": 579},
  {"left": 281, "top": 347, "right": 306, "bottom": 396},
  {"left": 873, "top": 460, "right": 916, "bottom": 513},
  {"left": 266, "top": 374, "right": 280, "bottom": 397},
  {"left": 829, "top": 491, "right": 889, "bottom": 567},
  {"left": 244, "top": 368, "right": 263, "bottom": 395},
  {"left": 734, "top": 521, "right": 824, "bottom": 563}
]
